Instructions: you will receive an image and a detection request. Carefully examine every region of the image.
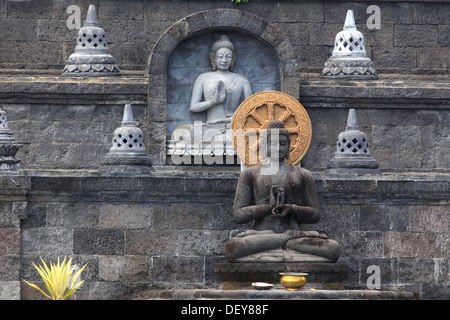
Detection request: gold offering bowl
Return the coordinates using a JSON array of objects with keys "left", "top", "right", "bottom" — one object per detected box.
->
[{"left": 279, "top": 273, "right": 308, "bottom": 291}]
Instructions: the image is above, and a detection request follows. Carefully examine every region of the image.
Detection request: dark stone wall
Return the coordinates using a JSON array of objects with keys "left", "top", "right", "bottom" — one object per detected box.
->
[
  {"left": 0, "top": 0, "right": 448, "bottom": 75},
  {"left": 0, "top": 75, "right": 447, "bottom": 172},
  {"left": 0, "top": 0, "right": 448, "bottom": 301},
  {"left": 0, "top": 1, "right": 447, "bottom": 172},
  {"left": 1, "top": 171, "right": 448, "bottom": 299}
]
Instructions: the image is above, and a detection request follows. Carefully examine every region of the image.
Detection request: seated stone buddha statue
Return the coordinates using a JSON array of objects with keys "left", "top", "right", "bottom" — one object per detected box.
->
[
  {"left": 225, "top": 120, "right": 341, "bottom": 263},
  {"left": 190, "top": 35, "right": 252, "bottom": 125}
]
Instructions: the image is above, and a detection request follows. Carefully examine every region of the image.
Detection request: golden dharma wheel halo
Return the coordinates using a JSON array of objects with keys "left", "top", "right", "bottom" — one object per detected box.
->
[{"left": 231, "top": 91, "right": 312, "bottom": 167}]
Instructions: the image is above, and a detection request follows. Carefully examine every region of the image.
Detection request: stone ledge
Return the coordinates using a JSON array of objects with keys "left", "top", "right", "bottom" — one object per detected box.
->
[
  {"left": 1, "top": 169, "right": 447, "bottom": 202},
  {"left": 0, "top": 75, "right": 147, "bottom": 105},
  {"left": 300, "top": 74, "right": 450, "bottom": 109},
  {"left": 0, "top": 74, "right": 447, "bottom": 107},
  {"left": 135, "top": 288, "right": 415, "bottom": 300}
]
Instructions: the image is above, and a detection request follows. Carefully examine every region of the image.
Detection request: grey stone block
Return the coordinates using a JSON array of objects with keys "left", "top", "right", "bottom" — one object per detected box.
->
[
  {"left": 308, "top": 23, "right": 341, "bottom": 46},
  {"left": 371, "top": 47, "right": 417, "bottom": 69},
  {"left": 143, "top": 0, "right": 188, "bottom": 22},
  {"left": 74, "top": 281, "right": 147, "bottom": 300},
  {"left": 0, "top": 229, "right": 20, "bottom": 255},
  {"left": 438, "top": 25, "right": 450, "bottom": 47},
  {"left": 207, "top": 8, "right": 243, "bottom": 29},
  {"left": 394, "top": 25, "right": 439, "bottom": 47},
  {"left": 384, "top": 232, "right": 435, "bottom": 258},
  {"left": 152, "top": 203, "right": 206, "bottom": 230},
  {"left": 12, "top": 202, "right": 27, "bottom": 220},
  {"left": 414, "top": 3, "right": 450, "bottom": 25},
  {"left": 22, "top": 227, "right": 73, "bottom": 255},
  {"left": 360, "top": 206, "right": 391, "bottom": 232},
  {"left": 20, "top": 203, "right": 46, "bottom": 229},
  {"left": 152, "top": 256, "right": 205, "bottom": 283},
  {"left": 339, "top": 231, "right": 384, "bottom": 258},
  {"left": 0, "top": 19, "right": 38, "bottom": 41},
  {"left": 73, "top": 229, "right": 123, "bottom": 255},
  {"left": 47, "top": 202, "right": 100, "bottom": 228},
  {"left": 408, "top": 205, "right": 450, "bottom": 233},
  {"left": 125, "top": 230, "right": 177, "bottom": 256},
  {"left": 98, "top": 0, "right": 144, "bottom": 21},
  {"left": 308, "top": 204, "right": 360, "bottom": 233},
  {"left": 417, "top": 47, "right": 450, "bottom": 70},
  {"left": 278, "top": 1, "right": 324, "bottom": 23},
  {"left": 99, "top": 256, "right": 150, "bottom": 282},
  {"left": 7, "top": 0, "right": 52, "bottom": 19},
  {"left": 435, "top": 233, "right": 450, "bottom": 259},
  {"left": 177, "top": 230, "right": 229, "bottom": 256},
  {"left": 398, "top": 258, "right": 437, "bottom": 284},
  {"left": 422, "top": 283, "right": 450, "bottom": 300},
  {"left": 0, "top": 281, "right": 20, "bottom": 300},
  {"left": 99, "top": 203, "right": 153, "bottom": 229}
]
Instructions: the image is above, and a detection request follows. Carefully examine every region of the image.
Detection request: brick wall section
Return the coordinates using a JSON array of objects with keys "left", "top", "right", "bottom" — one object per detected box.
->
[
  {"left": 1, "top": 75, "right": 447, "bottom": 172},
  {"left": 0, "top": 0, "right": 448, "bottom": 74},
  {"left": 0, "top": 175, "right": 29, "bottom": 300},
  {"left": 3, "top": 171, "right": 446, "bottom": 300},
  {"left": 0, "top": 76, "right": 148, "bottom": 170}
]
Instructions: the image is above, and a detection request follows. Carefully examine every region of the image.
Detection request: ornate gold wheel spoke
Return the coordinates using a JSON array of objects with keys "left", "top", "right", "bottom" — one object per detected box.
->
[
  {"left": 266, "top": 101, "right": 275, "bottom": 121},
  {"left": 249, "top": 109, "right": 264, "bottom": 126},
  {"left": 279, "top": 109, "right": 293, "bottom": 123},
  {"left": 287, "top": 126, "right": 300, "bottom": 134}
]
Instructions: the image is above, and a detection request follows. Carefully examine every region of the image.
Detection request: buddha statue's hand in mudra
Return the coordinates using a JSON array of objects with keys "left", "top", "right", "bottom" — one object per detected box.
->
[
  {"left": 270, "top": 186, "right": 291, "bottom": 217},
  {"left": 211, "top": 80, "right": 226, "bottom": 106}
]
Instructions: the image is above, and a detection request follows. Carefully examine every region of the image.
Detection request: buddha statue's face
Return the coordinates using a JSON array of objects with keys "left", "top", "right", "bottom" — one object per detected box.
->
[
  {"left": 214, "top": 47, "right": 233, "bottom": 71},
  {"left": 268, "top": 132, "right": 290, "bottom": 161}
]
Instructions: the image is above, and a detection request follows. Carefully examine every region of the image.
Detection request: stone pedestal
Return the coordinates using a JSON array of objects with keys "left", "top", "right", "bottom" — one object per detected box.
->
[
  {"left": 214, "top": 262, "right": 348, "bottom": 290},
  {"left": 135, "top": 262, "right": 415, "bottom": 300},
  {"left": 135, "top": 288, "right": 415, "bottom": 300}
]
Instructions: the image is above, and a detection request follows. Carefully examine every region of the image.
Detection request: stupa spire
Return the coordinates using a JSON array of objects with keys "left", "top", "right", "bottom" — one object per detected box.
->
[
  {"left": 84, "top": 5, "right": 100, "bottom": 27},
  {"left": 343, "top": 10, "right": 357, "bottom": 31}
]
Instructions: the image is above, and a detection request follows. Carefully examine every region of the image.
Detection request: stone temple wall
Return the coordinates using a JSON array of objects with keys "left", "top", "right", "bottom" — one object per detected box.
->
[
  {"left": 2, "top": 171, "right": 448, "bottom": 300},
  {"left": 0, "top": 0, "right": 448, "bottom": 300},
  {"left": 0, "top": 0, "right": 449, "bottom": 75}
]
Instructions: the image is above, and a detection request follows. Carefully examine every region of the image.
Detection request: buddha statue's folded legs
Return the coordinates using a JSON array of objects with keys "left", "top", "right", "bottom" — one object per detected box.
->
[{"left": 225, "top": 229, "right": 341, "bottom": 262}]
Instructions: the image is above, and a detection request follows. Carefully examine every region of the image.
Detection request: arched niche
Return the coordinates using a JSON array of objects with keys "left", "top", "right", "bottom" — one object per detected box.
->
[{"left": 147, "top": 9, "right": 299, "bottom": 165}]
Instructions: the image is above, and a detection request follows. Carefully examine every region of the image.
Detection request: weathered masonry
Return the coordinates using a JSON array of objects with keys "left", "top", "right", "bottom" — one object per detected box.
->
[{"left": 0, "top": 0, "right": 448, "bottom": 300}]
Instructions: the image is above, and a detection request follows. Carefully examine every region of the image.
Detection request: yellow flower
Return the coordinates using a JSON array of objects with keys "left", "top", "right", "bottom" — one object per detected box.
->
[{"left": 23, "top": 256, "right": 87, "bottom": 300}]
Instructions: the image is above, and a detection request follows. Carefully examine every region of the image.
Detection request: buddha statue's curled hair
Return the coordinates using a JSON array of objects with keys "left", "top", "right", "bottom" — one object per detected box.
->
[{"left": 267, "top": 120, "right": 289, "bottom": 139}]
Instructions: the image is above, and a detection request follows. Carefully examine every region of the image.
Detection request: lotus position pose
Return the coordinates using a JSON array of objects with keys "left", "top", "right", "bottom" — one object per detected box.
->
[
  {"left": 225, "top": 120, "right": 341, "bottom": 262},
  {"left": 190, "top": 35, "right": 252, "bottom": 125}
]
